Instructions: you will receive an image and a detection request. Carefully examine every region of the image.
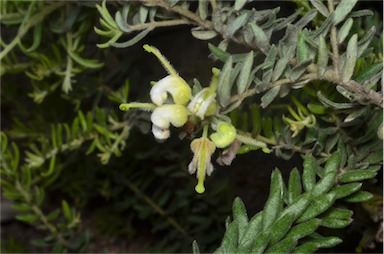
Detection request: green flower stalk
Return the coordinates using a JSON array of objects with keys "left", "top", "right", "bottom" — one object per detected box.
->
[{"left": 188, "top": 126, "right": 216, "bottom": 194}]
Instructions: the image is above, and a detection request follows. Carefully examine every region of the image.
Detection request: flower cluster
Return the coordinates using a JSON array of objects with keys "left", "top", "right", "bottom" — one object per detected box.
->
[{"left": 120, "top": 45, "right": 238, "bottom": 194}]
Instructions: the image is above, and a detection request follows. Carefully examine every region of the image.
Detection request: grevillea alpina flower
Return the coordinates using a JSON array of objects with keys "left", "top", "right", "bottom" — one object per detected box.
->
[
  {"left": 150, "top": 75, "right": 192, "bottom": 106},
  {"left": 187, "top": 88, "right": 216, "bottom": 120},
  {"left": 188, "top": 127, "right": 216, "bottom": 194},
  {"left": 151, "top": 104, "right": 188, "bottom": 139}
]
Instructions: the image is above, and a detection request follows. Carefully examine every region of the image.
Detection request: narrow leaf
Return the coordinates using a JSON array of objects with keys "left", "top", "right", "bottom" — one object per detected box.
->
[
  {"left": 341, "top": 34, "right": 358, "bottom": 83},
  {"left": 261, "top": 86, "right": 280, "bottom": 108},
  {"left": 333, "top": 0, "right": 358, "bottom": 25},
  {"left": 237, "top": 51, "right": 254, "bottom": 94},
  {"left": 302, "top": 155, "right": 317, "bottom": 192},
  {"left": 317, "top": 35, "right": 328, "bottom": 76},
  {"left": 309, "top": 0, "right": 330, "bottom": 17},
  {"left": 339, "top": 170, "right": 377, "bottom": 183},
  {"left": 337, "top": 18, "right": 353, "bottom": 44},
  {"left": 296, "top": 193, "right": 336, "bottom": 223},
  {"left": 342, "top": 191, "right": 373, "bottom": 203},
  {"left": 218, "top": 56, "right": 233, "bottom": 107},
  {"left": 329, "top": 182, "right": 362, "bottom": 199},
  {"left": 288, "top": 168, "right": 302, "bottom": 204}
]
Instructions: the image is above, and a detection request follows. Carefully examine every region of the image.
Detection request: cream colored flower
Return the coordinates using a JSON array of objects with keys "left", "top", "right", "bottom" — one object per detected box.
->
[
  {"left": 187, "top": 88, "right": 216, "bottom": 120},
  {"left": 150, "top": 75, "right": 192, "bottom": 106},
  {"left": 151, "top": 104, "right": 188, "bottom": 139},
  {"left": 188, "top": 136, "right": 216, "bottom": 194}
]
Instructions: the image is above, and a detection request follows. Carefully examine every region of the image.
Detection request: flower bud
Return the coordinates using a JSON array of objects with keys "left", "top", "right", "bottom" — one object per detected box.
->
[{"left": 210, "top": 122, "right": 237, "bottom": 148}]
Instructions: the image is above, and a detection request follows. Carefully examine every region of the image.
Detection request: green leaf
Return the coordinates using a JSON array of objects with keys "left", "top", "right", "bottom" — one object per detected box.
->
[
  {"left": 320, "top": 217, "right": 352, "bottom": 228},
  {"left": 297, "top": 31, "right": 309, "bottom": 63},
  {"left": 308, "top": 103, "right": 326, "bottom": 115},
  {"left": 218, "top": 56, "right": 233, "bottom": 107},
  {"left": 321, "top": 207, "right": 353, "bottom": 220},
  {"left": 16, "top": 213, "right": 39, "bottom": 223},
  {"left": 221, "top": 221, "right": 238, "bottom": 253},
  {"left": 342, "top": 191, "right": 373, "bottom": 203},
  {"left": 341, "top": 34, "right": 358, "bottom": 83},
  {"left": 329, "top": 182, "right": 362, "bottom": 199},
  {"left": 302, "top": 155, "right": 317, "bottom": 192},
  {"left": 292, "top": 242, "right": 318, "bottom": 253},
  {"left": 112, "top": 28, "right": 153, "bottom": 48},
  {"left": 333, "top": 0, "right": 358, "bottom": 25},
  {"left": 68, "top": 51, "right": 104, "bottom": 69},
  {"left": 233, "top": 197, "right": 248, "bottom": 242},
  {"left": 309, "top": 0, "right": 330, "bottom": 17},
  {"left": 261, "top": 86, "right": 280, "bottom": 109},
  {"left": 308, "top": 236, "right": 343, "bottom": 248},
  {"left": 238, "top": 211, "right": 263, "bottom": 251},
  {"left": 208, "top": 43, "right": 230, "bottom": 62},
  {"left": 46, "top": 209, "right": 60, "bottom": 222},
  {"left": 279, "top": 192, "right": 311, "bottom": 220},
  {"left": 287, "top": 168, "right": 302, "bottom": 204},
  {"left": 237, "top": 51, "right": 254, "bottom": 94},
  {"left": 311, "top": 171, "right": 337, "bottom": 198},
  {"left": 317, "top": 91, "right": 354, "bottom": 109},
  {"left": 355, "top": 62, "right": 383, "bottom": 83},
  {"left": 265, "top": 237, "right": 297, "bottom": 253},
  {"left": 269, "top": 212, "right": 296, "bottom": 244},
  {"left": 339, "top": 170, "right": 377, "bottom": 183},
  {"left": 262, "top": 170, "right": 284, "bottom": 230},
  {"left": 317, "top": 35, "right": 328, "bottom": 76},
  {"left": 11, "top": 203, "right": 31, "bottom": 212},
  {"left": 284, "top": 218, "right": 321, "bottom": 241},
  {"left": 192, "top": 240, "right": 200, "bottom": 254},
  {"left": 296, "top": 193, "right": 336, "bottom": 223},
  {"left": 357, "top": 27, "right": 376, "bottom": 57},
  {"left": 61, "top": 200, "right": 72, "bottom": 221},
  {"left": 337, "top": 18, "right": 353, "bottom": 44},
  {"left": 251, "top": 230, "right": 271, "bottom": 253}
]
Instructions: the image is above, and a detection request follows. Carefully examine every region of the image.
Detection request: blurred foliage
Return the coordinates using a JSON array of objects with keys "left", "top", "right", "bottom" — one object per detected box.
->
[{"left": 1, "top": 0, "right": 382, "bottom": 253}]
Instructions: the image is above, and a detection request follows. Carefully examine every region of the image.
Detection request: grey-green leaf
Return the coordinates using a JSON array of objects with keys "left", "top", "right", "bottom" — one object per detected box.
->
[
  {"left": 337, "top": 18, "right": 353, "bottom": 44},
  {"left": 341, "top": 34, "right": 358, "bottom": 83},
  {"left": 272, "top": 58, "right": 289, "bottom": 81},
  {"left": 234, "top": 0, "right": 248, "bottom": 10},
  {"left": 237, "top": 51, "right": 254, "bottom": 94},
  {"left": 192, "top": 240, "right": 200, "bottom": 254},
  {"left": 317, "top": 35, "right": 328, "bottom": 76},
  {"left": 309, "top": 0, "right": 330, "bottom": 17},
  {"left": 333, "top": 0, "right": 358, "bottom": 25},
  {"left": 218, "top": 56, "right": 233, "bottom": 107},
  {"left": 250, "top": 24, "right": 270, "bottom": 54},
  {"left": 261, "top": 86, "right": 280, "bottom": 108}
]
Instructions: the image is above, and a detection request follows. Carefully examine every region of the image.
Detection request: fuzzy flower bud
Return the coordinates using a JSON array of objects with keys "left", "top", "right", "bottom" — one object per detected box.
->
[{"left": 210, "top": 122, "right": 237, "bottom": 148}]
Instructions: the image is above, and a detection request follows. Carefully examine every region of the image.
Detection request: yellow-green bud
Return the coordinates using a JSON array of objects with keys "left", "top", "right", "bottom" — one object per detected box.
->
[{"left": 210, "top": 122, "right": 237, "bottom": 148}]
